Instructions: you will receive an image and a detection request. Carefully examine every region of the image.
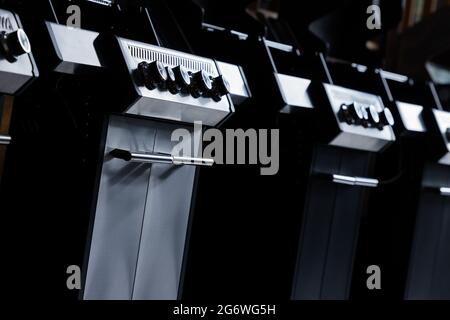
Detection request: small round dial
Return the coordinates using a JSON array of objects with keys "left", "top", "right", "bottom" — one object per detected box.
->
[
  {"left": 138, "top": 61, "right": 168, "bottom": 90},
  {"left": 191, "top": 70, "right": 213, "bottom": 98},
  {"left": 211, "top": 75, "right": 231, "bottom": 102},
  {"left": 360, "top": 104, "right": 370, "bottom": 127},
  {"left": 340, "top": 103, "right": 364, "bottom": 125},
  {"left": 379, "top": 107, "right": 395, "bottom": 127},
  {"left": 0, "top": 28, "right": 31, "bottom": 62},
  {"left": 166, "top": 67, "right": 179, "bottom": 94},
  {"left": 367, "top": 105, "right": 380, "bottom": 125},
  {"left": 172, "top": 66, "right": 191, "bottom": 93}
]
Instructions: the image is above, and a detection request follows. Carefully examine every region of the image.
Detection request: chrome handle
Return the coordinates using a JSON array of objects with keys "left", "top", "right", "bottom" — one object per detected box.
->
[
  {"left": 0, "top": 135, "right": 11, "bottom": 145},
  {"left": 440, "top": 187, "right": 450, "bottom": 196},
  {"left": 422, "top": 186, "right": 450, "bottom": 196},
  {"left": 332, "top": 174, "right": 379, "bottom": 188},
  {"left": 172, "top": 156, "right": 214, "bottom": 166},
  {"left": 110, "top": 149, "right": 214, "bottom": 167}
]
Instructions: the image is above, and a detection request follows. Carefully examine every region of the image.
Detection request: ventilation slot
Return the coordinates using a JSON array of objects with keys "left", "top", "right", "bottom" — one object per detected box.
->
[
  {"left": 127, "top": 44, "right": 216, "bottom": 75},
  {"left": 0, "top": 16, "right": 13, "bottom": 31},
  {"left": 86, "top": 0, "right": 113, "bottom": 6}
]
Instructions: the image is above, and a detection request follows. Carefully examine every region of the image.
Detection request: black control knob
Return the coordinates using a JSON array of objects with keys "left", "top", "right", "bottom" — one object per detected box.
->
[
  {"left": 339, "top": 103, "right": 364, "bottom": 125},
  {"left": 360, "top": 105, "right": 370, "bottom": 127},
  {"left": 190, "top": 70, "right": 213, "bottom": 98},
  {"left": 445, "top": 128, "right": 450, "bottom": 141},
  {"left": 211, "top": 75, "right": 231, "bottom": 102},
  {"left": 165, "top": 67, "right": 179, "bottom": 94},
  {"left": 378, "top": 107, "right": 395, "bottom": 128},
  {"left": 367, "top": 105, "right": 380, "bottom": 126},
  {"left": 171, "top": 66, "right": 191, "bottom": 94},
  {"left": 137, "top": 61, "right": 167, "bottom": 90},
  {"left": 0, "top": 29, "right": 31, "bottom": 62}
]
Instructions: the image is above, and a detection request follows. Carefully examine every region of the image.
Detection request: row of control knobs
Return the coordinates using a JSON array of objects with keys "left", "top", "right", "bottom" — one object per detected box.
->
[
  {"left": 339, "top": 102, "right": 395, "bottom": 130},
  {"left": 137, "top": 60, "right": 230, "bottom": 102}
]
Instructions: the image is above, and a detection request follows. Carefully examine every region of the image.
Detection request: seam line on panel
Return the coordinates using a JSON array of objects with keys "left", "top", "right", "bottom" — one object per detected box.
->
[{"left": 131, "top": 128, "right": 158, "bottom": 300}]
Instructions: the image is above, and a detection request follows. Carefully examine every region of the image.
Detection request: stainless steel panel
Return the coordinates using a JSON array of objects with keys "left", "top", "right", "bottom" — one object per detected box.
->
[
  {"left": 128, "top": 95, "right": 230, "bottom": 127},
  {"left": 84, "top": 116, "right": 157, "bottom": 300},
  {"left": 396, "top": 101, "right": 426, "bottom": 133},
  {"left": 46, "top": 22, "right": 103, "bottom": 74},
  {"left": 330, "top": 131, "right": 390, "bottom": 153},
  {"left": 132, "top": 126, "right": 197, "bottom": 299},
  {"left": 84, "top": 115, "right": 198, "bottom": 300},
  {"left": 275, "top": 73, "right": 314, "bottom": 113},
  {"left": 216, "top": 61, "right": 250, "bottom": 106}
]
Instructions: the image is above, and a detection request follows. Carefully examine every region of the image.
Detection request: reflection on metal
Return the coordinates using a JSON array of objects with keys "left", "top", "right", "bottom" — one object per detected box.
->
[
  {"left": 45, "top": 22, "right": 103, "bottom": 74},
  {"left": 86, "top": 0, "right": 114, "bottom": 6},
  {"left": 439, "top": 187, "right": 450, "bottom": 196},
  {"left": 276, "top": 73, "right": 314, "bottom": 112},
  {"left": 332, "top": 174, "right": 379, "bottom": 188},
  {"left": 380, "top": 70, "right": 409, "bottom": 83},
  {"left": 84, "top": 116, "right": 200, "bottom": 300},
  {"left": 0, "top": 134, "right": 11, "bottom": 145},
  {"left": 396, "top": 101, "right": 426, "bottom": 133},
  {"left": 265, "top": 40, "right": 294, "bottom": 52},
  {"left": 110, "top": 149, "right": 214, "bottom": 167}
]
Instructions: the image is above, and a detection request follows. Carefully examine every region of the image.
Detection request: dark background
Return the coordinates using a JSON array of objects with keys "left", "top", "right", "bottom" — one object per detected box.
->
[{"left": 0, "top": 0, "right": 449, "bottom": 304}]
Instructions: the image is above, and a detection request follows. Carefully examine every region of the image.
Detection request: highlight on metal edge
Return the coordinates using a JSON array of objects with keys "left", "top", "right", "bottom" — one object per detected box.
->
[
  {"left": 331, "top": 174, "right": 379, "bottom": 188},
  {"left": 439, "top": 187, "right": 450, "bottom": 196},
  {"left": 0, "top": 135, "right": 11, "bottom": 145},
  {"left": 109, "top": 148, "right": 214, "bottom": 167}
]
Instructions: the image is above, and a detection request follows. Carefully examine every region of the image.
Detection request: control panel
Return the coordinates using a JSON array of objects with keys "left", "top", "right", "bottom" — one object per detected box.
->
[
  {"left": 115, "top": 37, "right": 249, "bottom": 126},
  {"left": 312, "top": 83, "right": 396, "bottom": 152},
  {"left": 0, "top": 8, "right": 38, "bottom": 94}
]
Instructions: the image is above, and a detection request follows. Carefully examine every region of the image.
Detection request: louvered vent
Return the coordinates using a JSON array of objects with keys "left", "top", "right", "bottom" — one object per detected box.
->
[
  {"left": 127, "top": 44, "right": 216, "bottom": 75},
  {"left": 0, "top": 15, "right": 13, "bottom": 31},
  {"left": 86, "top": 0, "right": 113, "bottom": 6}
]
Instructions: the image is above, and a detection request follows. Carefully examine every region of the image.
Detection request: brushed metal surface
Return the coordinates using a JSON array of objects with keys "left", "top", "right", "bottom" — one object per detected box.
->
[
  {"left": 84, "top": 115, "right": 197, "bottom": 300},
  {"left": 46, "top": 22, "right": 102, "bottom": 74}
]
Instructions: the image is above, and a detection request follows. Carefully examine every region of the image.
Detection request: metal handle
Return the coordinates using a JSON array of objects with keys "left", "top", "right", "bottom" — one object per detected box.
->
[
  {"left": 0, "top": 135, "right": 11, "bottom": 145},
  {"left": 110, "top": 149, "right": 214, "bottom": 167},
  {"left": 422, "top": 186, "right": 450, "bottom": 196},
  {"left": 332, "top": 174, "right": 379, "bottom": 188},
  {"left": 440, "top": 187, "right": 450, "bottom": 196}
]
